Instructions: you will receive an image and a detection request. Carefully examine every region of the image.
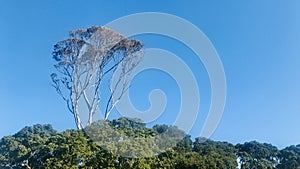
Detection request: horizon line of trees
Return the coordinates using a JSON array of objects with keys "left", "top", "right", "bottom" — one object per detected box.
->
[{"left": 0, "top": 117, "right": 299, "bottom": 169}]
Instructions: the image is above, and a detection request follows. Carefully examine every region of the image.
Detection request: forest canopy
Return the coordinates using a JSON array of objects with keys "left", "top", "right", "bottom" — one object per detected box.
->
[{"left": 0, "top": 118, "right": 299, "bottom": 169}]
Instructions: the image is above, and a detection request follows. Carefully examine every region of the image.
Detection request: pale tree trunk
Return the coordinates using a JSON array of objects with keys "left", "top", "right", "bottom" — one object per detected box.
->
[
  {"left": 74, "top": 112, "right": 82, "bottom": 130},
  {"left": 88, "top": 108, "right": 93, "bottom": 126},
  {"left": 74, "top": 101, "right": 82, "bottom": 130}
]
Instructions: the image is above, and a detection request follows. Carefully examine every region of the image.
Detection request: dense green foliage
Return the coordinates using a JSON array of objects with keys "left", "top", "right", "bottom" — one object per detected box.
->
[{"left": 0, "top": 118, "right": 299, "bottom": 168}]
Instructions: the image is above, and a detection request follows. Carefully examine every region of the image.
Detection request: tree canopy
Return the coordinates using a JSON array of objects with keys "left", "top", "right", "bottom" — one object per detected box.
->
[{"left": 0, "top": 118, "right": 299, "bottom": 169}]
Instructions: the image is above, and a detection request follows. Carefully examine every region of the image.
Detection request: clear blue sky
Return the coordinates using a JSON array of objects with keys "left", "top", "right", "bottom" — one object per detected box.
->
[{"left": 0, "top": 0, "right": 300, "bottom": 148}]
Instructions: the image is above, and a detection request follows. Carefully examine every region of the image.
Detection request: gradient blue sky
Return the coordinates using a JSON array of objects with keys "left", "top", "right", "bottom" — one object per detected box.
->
[{"left": 0, "top": 0, "right": 300, "bottom": 148}]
